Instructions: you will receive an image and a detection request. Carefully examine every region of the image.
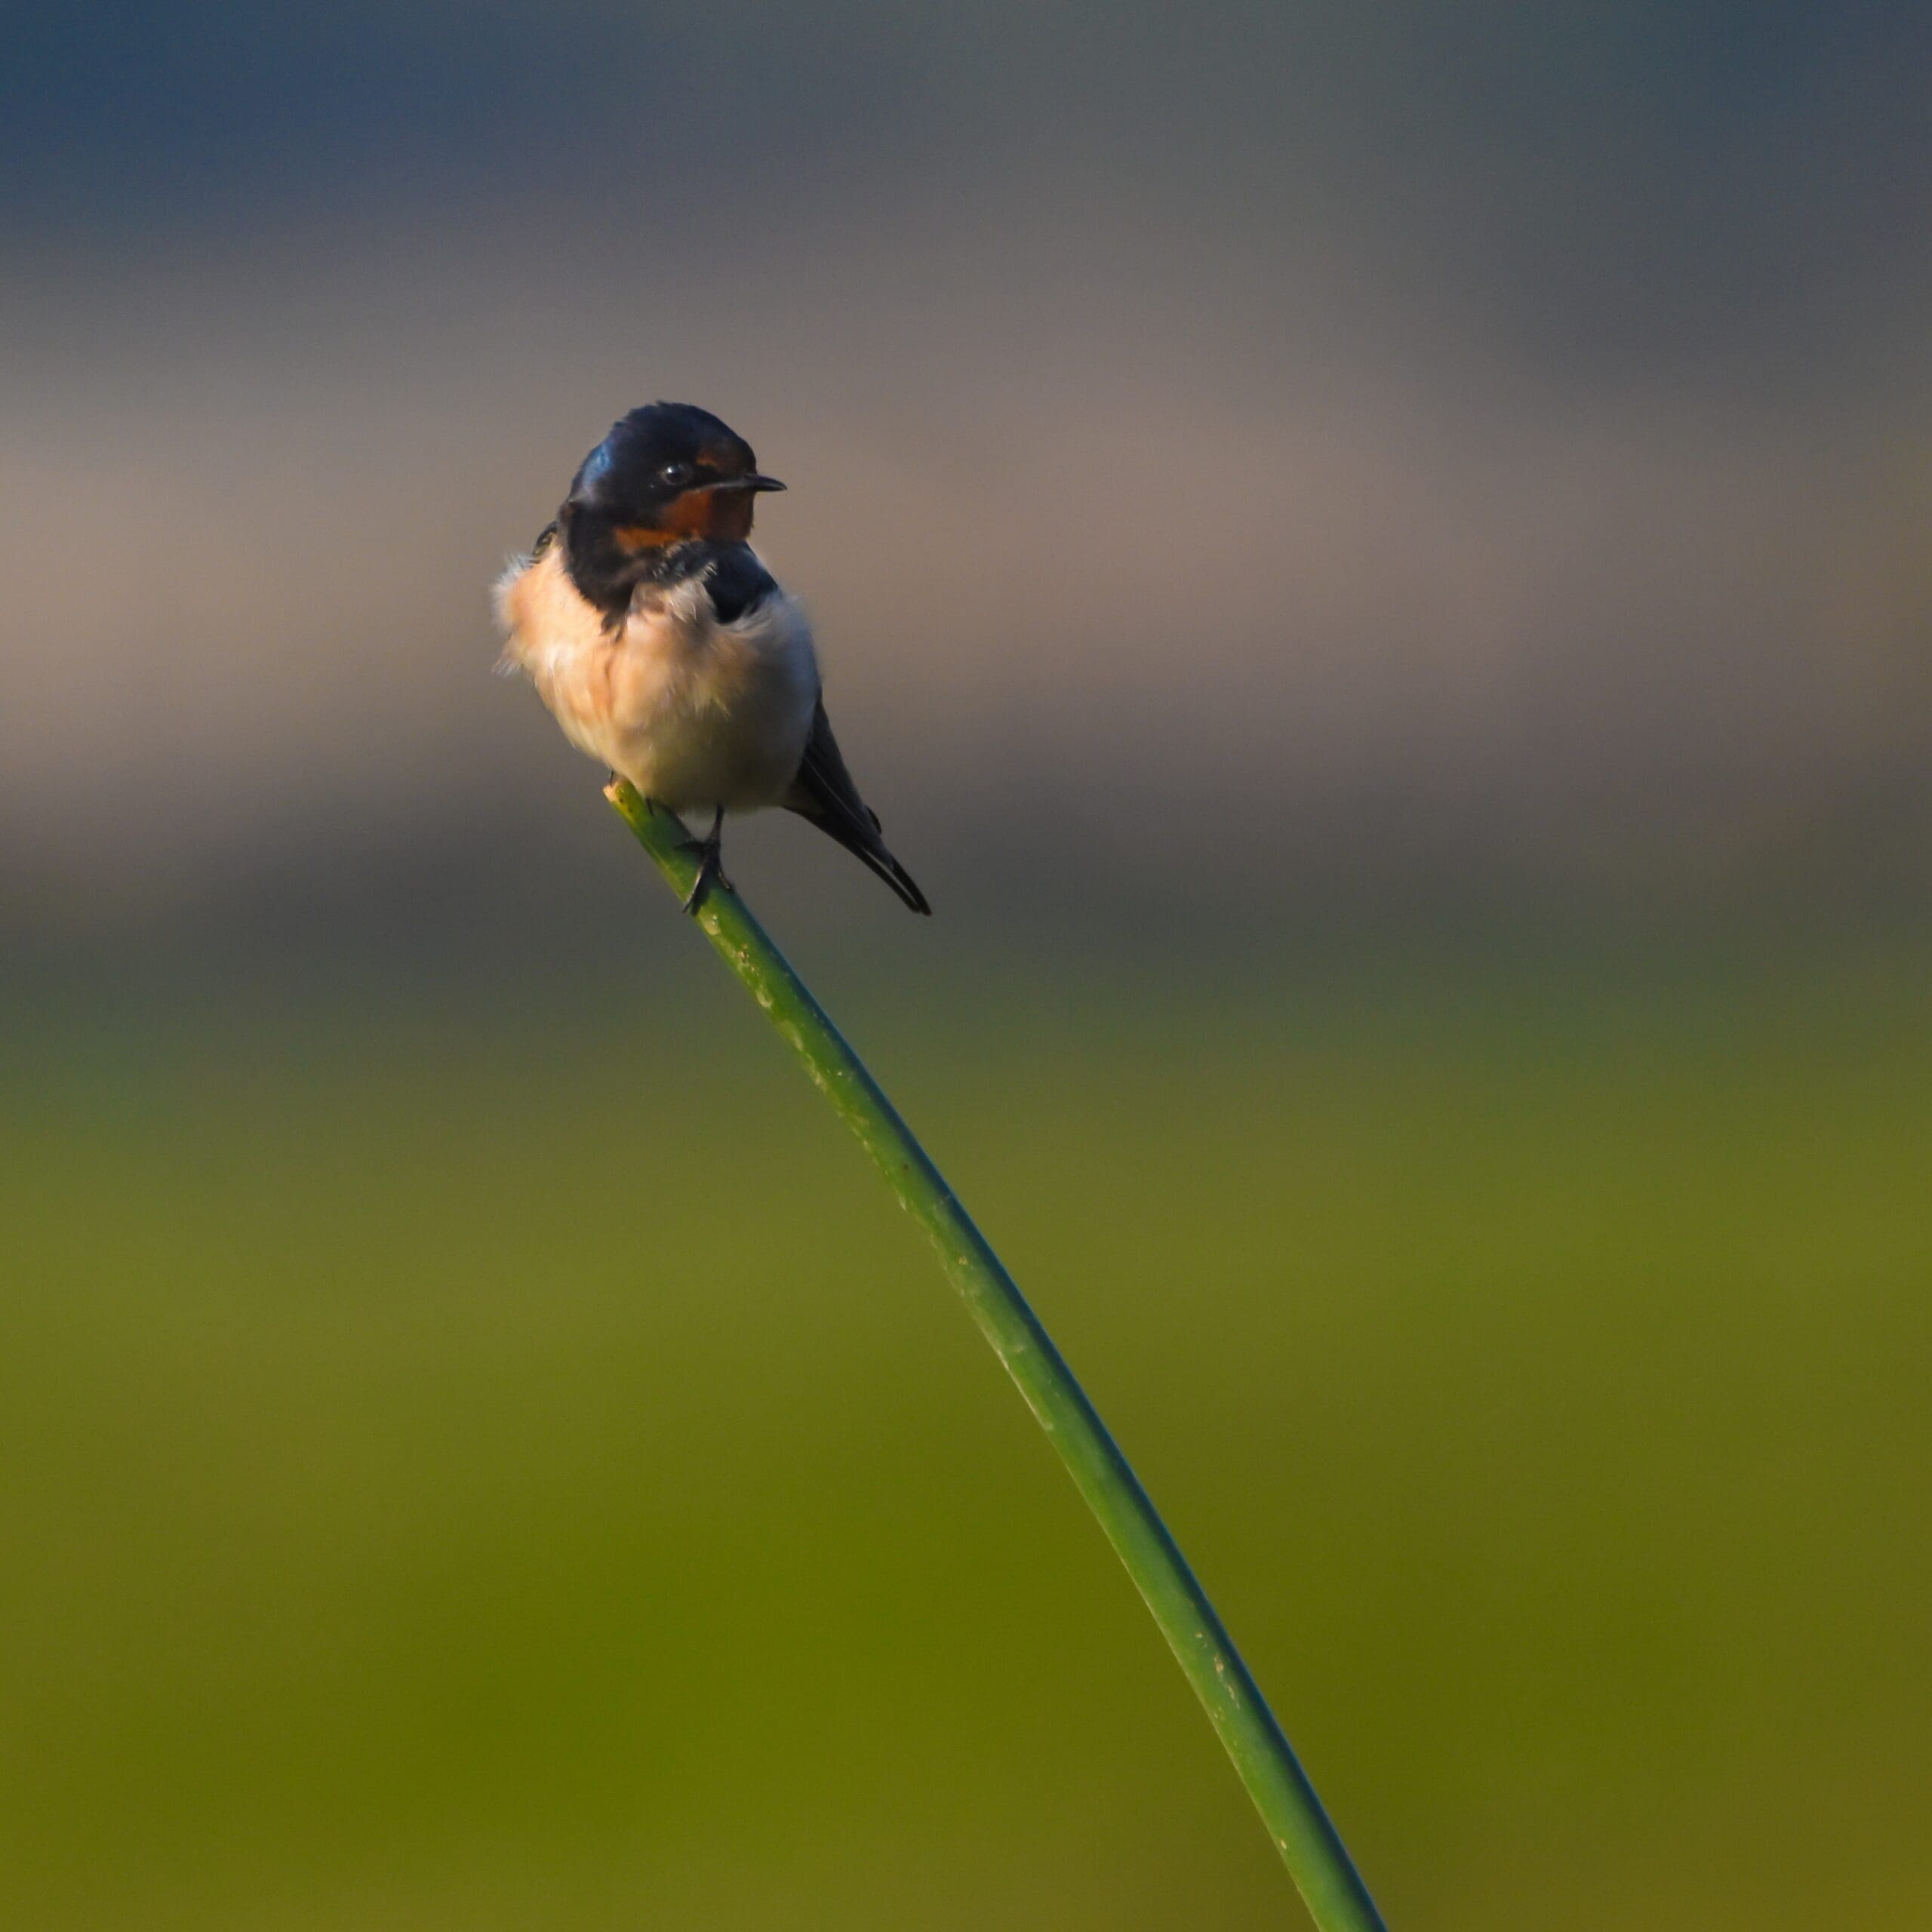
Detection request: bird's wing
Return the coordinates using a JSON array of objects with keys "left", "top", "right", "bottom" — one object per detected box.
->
[{"left": 785, "top": 697, "right": 931, "bottom": 915}]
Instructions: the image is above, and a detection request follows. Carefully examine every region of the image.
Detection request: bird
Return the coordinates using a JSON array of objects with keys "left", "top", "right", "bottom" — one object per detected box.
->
[{"left": 494, "top": 401, "right": 930, "bottom": 916}]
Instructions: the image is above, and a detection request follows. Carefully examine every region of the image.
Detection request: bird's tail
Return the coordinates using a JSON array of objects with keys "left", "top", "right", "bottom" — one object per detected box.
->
[
  {"left": 794, "top": 804, "right": 932, "bottom": 915},
  {"left": 785, "top": 697, "right": 933, "bottom": 915}
]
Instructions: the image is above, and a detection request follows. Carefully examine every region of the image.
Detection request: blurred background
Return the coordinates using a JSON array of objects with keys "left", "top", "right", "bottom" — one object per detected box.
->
[{"left": 3, "top": 3, "right": 1928, "bottom": 1925}]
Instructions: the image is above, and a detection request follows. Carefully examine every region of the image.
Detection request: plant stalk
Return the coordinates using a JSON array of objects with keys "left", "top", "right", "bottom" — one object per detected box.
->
[{"left": 605, "top": 780, "right": 1387, "bottom": 1932}]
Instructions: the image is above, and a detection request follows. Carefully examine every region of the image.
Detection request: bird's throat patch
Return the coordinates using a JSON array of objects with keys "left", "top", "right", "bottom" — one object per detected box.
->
[{"left": 615, "top": 486, "right": 754, "bottom": 549}]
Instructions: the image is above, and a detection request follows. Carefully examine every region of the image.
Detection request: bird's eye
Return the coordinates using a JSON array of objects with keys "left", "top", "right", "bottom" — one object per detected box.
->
[{"left": 657, "top": 461, "right": 695, "bottom": 489}]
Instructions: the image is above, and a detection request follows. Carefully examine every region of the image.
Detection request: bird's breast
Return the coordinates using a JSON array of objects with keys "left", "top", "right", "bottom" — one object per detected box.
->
[{"left": 494, "top": 545, "right": 817, "bottom": 811}]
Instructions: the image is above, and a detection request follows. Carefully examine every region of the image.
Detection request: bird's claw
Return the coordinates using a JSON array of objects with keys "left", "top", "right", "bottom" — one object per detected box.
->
[{"left": 677, "top": 808, "right": 730, "bottom": 915}]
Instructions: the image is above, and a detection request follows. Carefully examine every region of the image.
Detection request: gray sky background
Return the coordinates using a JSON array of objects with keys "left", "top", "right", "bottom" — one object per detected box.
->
[{"left": 4, "top": 2, "right": 1927, "bottom": 945}]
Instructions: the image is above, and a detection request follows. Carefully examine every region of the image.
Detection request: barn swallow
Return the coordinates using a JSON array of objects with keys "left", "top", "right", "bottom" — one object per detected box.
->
[{"left": 494, "top": 402, "right": 930, "bottom": 915}]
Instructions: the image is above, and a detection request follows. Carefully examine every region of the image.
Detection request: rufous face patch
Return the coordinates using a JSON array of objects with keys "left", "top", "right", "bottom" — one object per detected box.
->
[{"left": 615, "top": 485, "right": 755, "bottom": 547}]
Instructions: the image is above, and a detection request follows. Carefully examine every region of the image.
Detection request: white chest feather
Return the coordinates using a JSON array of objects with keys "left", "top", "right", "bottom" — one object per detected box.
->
[{"left": 494, "top": 546, "right": 819, "bottom": 812}]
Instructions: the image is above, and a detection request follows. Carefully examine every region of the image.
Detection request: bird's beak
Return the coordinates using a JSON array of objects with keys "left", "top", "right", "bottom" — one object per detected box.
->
[{"left": 712, "top": 473, "right": 786, "bottom": 494}]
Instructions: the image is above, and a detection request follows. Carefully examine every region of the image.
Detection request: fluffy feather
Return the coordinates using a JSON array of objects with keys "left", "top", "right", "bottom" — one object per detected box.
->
[{"left": 495, "top": 543, "right": 817, "bottom": 813}]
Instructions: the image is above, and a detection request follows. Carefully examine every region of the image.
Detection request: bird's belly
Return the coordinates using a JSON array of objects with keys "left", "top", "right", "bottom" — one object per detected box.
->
[
  {"left": 618, "top": 674, "right": 810, "bottom": 812},
  {"left": 517, "top": 582, "right": 815, "bottom": 813}
]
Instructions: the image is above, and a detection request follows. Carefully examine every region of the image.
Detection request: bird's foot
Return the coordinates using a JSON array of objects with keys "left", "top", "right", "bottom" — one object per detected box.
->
[{"left": 677, "top": 808, "right": 730, "bottom": 915}]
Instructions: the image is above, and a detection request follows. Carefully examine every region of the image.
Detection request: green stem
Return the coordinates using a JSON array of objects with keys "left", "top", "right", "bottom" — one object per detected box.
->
[{"left": 606, "top": 780, "right": 1387, "bottom": 1932}]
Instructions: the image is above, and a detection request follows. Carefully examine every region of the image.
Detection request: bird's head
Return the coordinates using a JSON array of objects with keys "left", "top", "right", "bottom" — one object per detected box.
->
[{"left": 559, "top": 402, "right": 783, "bottom": 614}]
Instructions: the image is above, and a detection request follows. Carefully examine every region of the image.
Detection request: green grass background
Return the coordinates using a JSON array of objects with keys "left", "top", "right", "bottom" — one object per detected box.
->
[{"left": 4, "top": 942, "right": 1928, "bottom": 1927}]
